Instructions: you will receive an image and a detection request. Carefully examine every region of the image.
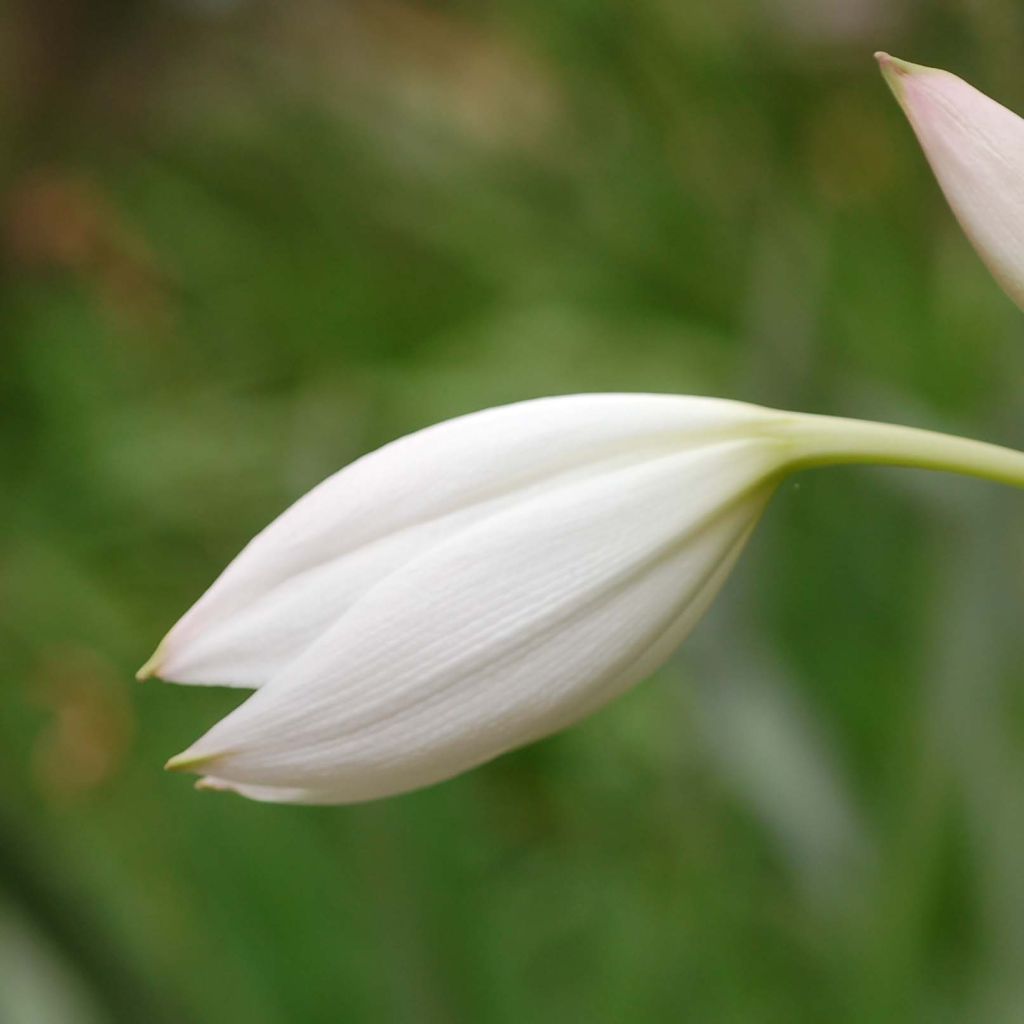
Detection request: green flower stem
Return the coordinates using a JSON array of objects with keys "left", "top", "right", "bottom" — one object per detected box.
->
[{"left": 778, "top": 413, "right": 1024, "bottom": 490}]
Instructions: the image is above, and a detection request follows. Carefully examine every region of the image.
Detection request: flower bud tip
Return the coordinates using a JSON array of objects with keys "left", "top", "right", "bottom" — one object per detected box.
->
[
  {"left": 874, "top": 52, "right": 919, "bottom": 74},
  {"left": 165, "top": 749, "right": 220, "bottom": 773},
  {"left": 875, "top": 52, "right": 938, "bottom": 106},
  {"left": 135, "top": 642, "right": 166, "bottom": 682},
  {"left": 195, "top": 777, "right": 227, "bottom": 793},
  {"left": 876, "top": 52, "right": 912, "bottom": 99}
]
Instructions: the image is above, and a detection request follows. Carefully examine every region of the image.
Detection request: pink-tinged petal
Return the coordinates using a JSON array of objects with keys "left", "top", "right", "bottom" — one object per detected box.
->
[{"left": 878, "top": 52, "right": 1024, "bottom": 310}]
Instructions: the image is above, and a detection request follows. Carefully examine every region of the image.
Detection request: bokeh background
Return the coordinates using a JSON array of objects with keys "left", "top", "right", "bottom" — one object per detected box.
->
[{"left": 4, "top": 1, "right": 1024, "bottom": 1021}]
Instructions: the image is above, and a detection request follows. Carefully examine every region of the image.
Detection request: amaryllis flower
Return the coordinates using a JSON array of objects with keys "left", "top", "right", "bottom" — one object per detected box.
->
[
  {"left": 145, "top": 393, "right": 1024, "bottom": 804},
  {"left": 877, "top": 52, "right": 1024, "bottom": 310}
]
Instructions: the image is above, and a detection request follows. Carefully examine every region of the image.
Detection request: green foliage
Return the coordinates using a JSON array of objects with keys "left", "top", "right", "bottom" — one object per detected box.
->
[{"left": 3, "top": 2, "right": 1024, "bottom": 1021}]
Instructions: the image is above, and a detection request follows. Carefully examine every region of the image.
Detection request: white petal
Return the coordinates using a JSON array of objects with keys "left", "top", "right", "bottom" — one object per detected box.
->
[
  {"left": 194, "top": 777, "right": 332, "bottom": 804},
  {"left": 169, "top": 438, "right": 781, "bottom": 802},
  {"left": 878, "top": 52, "right": 1024, "bottom": 310},
  {"left": 148, "top": 394, "right": 778, "bottom": 687}
]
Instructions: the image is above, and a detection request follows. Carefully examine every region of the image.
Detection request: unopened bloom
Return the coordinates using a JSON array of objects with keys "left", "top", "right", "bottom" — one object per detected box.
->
[
  {"left": 877, "top": 52, "right": 1024, "bottom": 310},
  {"left": 146, "top": 393, "right": 1024, "bottom": 804}
]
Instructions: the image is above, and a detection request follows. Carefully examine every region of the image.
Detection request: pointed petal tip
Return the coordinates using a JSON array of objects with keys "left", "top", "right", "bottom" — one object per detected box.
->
[
  {"left": 195, "top": 776, "right": 230, "bottom": 793},
  {"left": 876, "top": 51, "right": 909, "bottom": 99},
  {"left": 875, "top": 52, "right": 942, "bottom": 106},
  {"left": 875, "top": 52, "right": 941, "bottom": 93},
  {"left": 874, "top": 52, "right": 924, "bottom": 74},
  {"left": 165, "top": 748, "right": 223, "bottom": 774},
  {"left": 135, "top": 642, "right": 166, "bottom": 682}
]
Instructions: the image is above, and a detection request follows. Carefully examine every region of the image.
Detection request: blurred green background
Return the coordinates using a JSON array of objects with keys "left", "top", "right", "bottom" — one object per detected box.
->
[{"left": 3, "top": 1, "right": 1024, "bottom": 1021}]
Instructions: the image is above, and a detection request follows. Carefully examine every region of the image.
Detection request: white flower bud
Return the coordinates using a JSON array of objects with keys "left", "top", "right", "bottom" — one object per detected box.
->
[
  {"left": 878, "top": 52, "right": 1024, "bottom": 311},
  {"left": 147, "top": 393, "right": 1024, "bottom": 803}
]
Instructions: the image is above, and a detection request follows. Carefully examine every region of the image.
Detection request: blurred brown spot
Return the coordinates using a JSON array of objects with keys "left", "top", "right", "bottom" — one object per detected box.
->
[
  {"left": 30, "top": 646, "right": 136, "bottom": 802},
  {"left": 4, "top": 172, "right": 106, "bottom": 271},
  {"left": 3, "top": 169, "right": 171, "bottom": 332}
]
